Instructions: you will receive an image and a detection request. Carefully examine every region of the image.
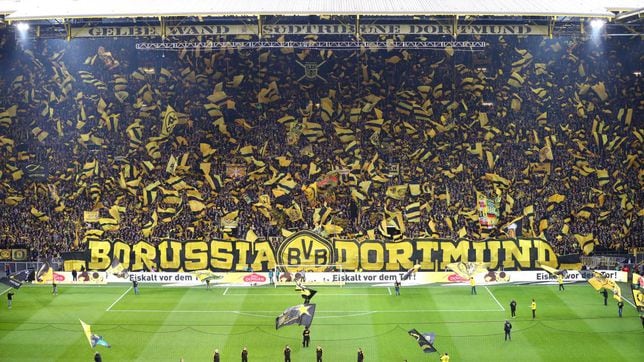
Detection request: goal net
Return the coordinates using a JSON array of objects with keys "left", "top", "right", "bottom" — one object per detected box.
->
[{"left": 273, "top": 264, "right": 345, "bottom": 286}]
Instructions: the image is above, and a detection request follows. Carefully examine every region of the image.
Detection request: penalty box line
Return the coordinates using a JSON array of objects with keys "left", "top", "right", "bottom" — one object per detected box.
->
[
  {"left": 484, "top": 286, "right": 506, "bottom": 312},
  {"left": 105, "top": 286, "right": 132, "bottom": 312}
]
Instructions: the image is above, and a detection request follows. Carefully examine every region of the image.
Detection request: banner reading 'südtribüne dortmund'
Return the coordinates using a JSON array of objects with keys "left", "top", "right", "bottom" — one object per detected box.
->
[
  {"left": 71, "top": 24, "right": 547, "bottom": 38},
  {"left": 70, "top": 231, "right": 581, "bottom": 272}
]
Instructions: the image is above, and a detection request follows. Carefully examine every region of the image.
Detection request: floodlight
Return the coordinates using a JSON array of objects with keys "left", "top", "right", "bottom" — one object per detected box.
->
[
  {"left": 16, "top": 23, "right": 29, "bottom": 32},
  {"left": 590, "top": 19, "right": 606, "bottom": 29}
]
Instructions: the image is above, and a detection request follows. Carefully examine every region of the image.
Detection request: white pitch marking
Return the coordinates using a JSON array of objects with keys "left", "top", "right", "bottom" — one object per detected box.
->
[
  {"left": 622, "top": 296, "right": 638, "bottom": 309},
  {"left": 223, "top": 288, "right": 229, "bottom": 295},
  {"left": 105, "top": 286, "right": 132, "bottom": 311},
  {"left": 387, "top": 287, "right": 392, "bottom": 295},
  {"left": 0, "top": 287, "right": 11, "bottom": 296},
  {"left": 485, "top": 286, "right": 505, "bottom": 311},
  {"left": 222, "top": 292, "right": 386, "bottom": 296},
  {"left": 107, "top": 308, "right": 501, "bottom": 313}
]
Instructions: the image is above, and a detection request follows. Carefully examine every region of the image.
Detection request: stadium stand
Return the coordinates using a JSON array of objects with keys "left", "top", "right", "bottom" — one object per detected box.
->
[{"left": 0, "top": 16, "right": 641, "bottom": 261}]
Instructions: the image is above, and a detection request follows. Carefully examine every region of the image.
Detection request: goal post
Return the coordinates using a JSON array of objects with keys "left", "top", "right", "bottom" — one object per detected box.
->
[{"left": 273, "top": 264, "right": 346, "bottom": 286}]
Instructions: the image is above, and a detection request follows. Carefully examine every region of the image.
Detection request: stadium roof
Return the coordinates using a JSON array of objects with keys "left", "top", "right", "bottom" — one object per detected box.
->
[{"left": 2, "top": 0, "right": 642, "bottom": 20}]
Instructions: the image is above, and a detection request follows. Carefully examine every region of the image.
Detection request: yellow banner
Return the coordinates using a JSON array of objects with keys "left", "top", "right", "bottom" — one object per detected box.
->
[{"left": 81, "top": 231, "right": 577, "bottom": 272}]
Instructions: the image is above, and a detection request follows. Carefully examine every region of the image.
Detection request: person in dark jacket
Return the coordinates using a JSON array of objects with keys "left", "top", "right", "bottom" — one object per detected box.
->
[
  {"left": 600, "top": 289, "right": 608, "bottom": 306},
  {"left": 302, "top": 327, "right": 311, "bottom": 347},
  {"left": 283, "top": 345, "right": 291, "bottom": 362},
  {"left": 213, "top": 348, "right": 220, "bottom": 362},
  {"left": 504, "top": 320, "right": 512, "bottom": 341},
  {"left": 510, "top": 299, "right": 517, "bottom": 318}
]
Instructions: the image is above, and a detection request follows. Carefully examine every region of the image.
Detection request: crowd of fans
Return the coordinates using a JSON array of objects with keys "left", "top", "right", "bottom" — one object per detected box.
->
[{"left": 0, "top": 26, "right": 641, "bottom": 260}]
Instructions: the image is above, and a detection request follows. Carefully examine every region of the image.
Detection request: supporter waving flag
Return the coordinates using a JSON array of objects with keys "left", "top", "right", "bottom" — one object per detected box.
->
[
  {"left": 0, "top": 270, "right": 30, "bottom": 289},
  {"left": 80, "top": 320, "right": 111, "bottom": 349},
  {"left": 408, "top": 329, "right": 437, "bottom": 353}
]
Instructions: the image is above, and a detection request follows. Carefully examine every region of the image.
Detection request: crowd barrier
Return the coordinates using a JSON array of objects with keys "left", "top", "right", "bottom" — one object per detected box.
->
[{"left": 32, "top": 270, "right": 626, "bottom": 286}]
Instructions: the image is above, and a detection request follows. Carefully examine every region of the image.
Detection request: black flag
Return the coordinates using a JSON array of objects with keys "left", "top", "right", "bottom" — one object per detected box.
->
[
  {"left": 276, "top": 304, "right": 316, "bottom": 329},
  {"left": 0, "top": 270, "right": 30, "bottom": 289},
  {"left": 408, "top": 329, "right": 437, "bottom": 353}
]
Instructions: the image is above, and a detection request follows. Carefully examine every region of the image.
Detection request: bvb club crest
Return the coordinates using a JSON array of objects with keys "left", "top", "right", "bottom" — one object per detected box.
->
[{"left": 296, "top": 60, "right": 327, "bottom": 82}]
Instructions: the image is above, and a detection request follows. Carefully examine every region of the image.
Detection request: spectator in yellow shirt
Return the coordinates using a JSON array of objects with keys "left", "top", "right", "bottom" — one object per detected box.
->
[
  {"left": 531, "top": 299, "right": 537, "bottom": 319},
  {"left": 470, "top": 277, "right": 477, "bottom": 295}
]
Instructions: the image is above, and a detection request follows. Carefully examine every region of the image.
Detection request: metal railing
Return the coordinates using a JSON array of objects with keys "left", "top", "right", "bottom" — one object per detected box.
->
[{"left": 0, "top": 261, "right": 44, "bottom": 276}]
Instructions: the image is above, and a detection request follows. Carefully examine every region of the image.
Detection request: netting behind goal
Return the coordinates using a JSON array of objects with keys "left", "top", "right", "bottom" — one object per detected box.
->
[{"left": 273, "top": 264, "right": 345, "bottom": 286}]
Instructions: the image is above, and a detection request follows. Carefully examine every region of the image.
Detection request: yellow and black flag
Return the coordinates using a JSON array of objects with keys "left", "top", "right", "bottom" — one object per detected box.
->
[
  {"left": 632, "top": 273, "right": 644, "bottom": 312},
  {"left": 106, "top": 258, "right": 128, "bottom": 279},
  {"left": 298, "top": 285, "right": 317, "bottom": 303},
  {"left": 80, "top": 320, "right": 111, "bottom": 349},
  {"left": 192, "top": 270, "right": 224, "bottom": 283},
  {"left": 275, "top": 304, "right": 316, "bottom": 329},
  {"left": 446, "top": 262, "right": 489, "bottom": 279},
  {"left": 36, "top": 262, "right": 54, "bottom": 283},
  {"left": 401, "top": 264, "right": 421, "bottom": 281},
  {"left": 405, "top": 202, "right": 421, "bottom": 223},
  {"left": 161, "top": 105, "right": 179, "bottom": 137},
  {"left": 539, "top": 264, "right": 568, "bottom": 277},
  {"left": 587, "top": 271, "right": 618, "bottom": 292},
  {"left": 408, "top": 329, "right": 437, "bottom": 353},
  {"left": 0, "top": 270, "right": 30, "bottom": 289}
]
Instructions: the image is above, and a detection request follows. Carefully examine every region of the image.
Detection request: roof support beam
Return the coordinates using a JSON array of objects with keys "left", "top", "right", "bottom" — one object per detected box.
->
[
  {"left": 257, "top": 15, "right": 262, "bottom": 39},
  {"left": 453, "top": 15, "right": 458, "bottom": 37}
]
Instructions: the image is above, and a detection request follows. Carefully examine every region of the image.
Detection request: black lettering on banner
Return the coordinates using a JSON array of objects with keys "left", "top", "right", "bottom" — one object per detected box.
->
[
  {"left": 112, "top": 240, "right": 131, "bottom": 267},
  {"left": 184, "top": 241, "right": 208, "bottom": 271},
  {"left": 86, "top": 232, "right": 576, "bottom": 272},
  {"left": 301, "top": 238, "right": 313, "bottom": 260},
  {"left": 158, "top": 240, "right": 182, "bottom": 271}
]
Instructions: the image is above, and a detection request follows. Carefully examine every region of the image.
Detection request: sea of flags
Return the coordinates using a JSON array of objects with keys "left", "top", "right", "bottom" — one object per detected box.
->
[{"left": 0, "top": 34, "right": 639, "bottom": 259}]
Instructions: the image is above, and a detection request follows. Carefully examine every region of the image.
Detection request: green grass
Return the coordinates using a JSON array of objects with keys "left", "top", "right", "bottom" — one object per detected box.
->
[{"left": 0, "top": 283, "right": 642, "bottom": 361}]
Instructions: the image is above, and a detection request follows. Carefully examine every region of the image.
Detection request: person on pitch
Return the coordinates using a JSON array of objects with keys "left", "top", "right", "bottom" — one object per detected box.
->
[
  {"left": 302, "top": 327, "right": 311, "bottom": 347},
  {"left": 316, "top": 346, "right": 323, "bottom": 362},
  {"left": 504, "top": 320, "right": 513, "bottom": 341},
  {"left": 510, "top": 299, "right": 517, "bottom": 318},
  {"left": 470, "top": 277, "right": 477, "bottom": 295}
]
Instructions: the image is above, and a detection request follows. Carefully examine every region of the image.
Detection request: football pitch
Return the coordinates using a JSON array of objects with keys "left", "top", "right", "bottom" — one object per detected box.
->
[{"left": 0, "top": 283, "right": 642, "bottom": 361}]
